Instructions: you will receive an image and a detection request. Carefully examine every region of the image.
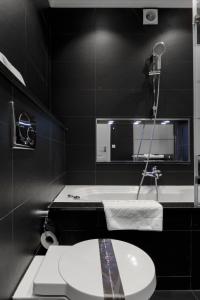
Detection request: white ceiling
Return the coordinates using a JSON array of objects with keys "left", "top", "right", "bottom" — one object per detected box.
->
[{"left": 49, "top": 0, "right": 192, "bottom": 8}]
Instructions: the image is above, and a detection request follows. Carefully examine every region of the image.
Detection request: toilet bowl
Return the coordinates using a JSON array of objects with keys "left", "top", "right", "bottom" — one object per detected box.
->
[{"left": 13, "top": 239, "right": 156, "bottom": 300}]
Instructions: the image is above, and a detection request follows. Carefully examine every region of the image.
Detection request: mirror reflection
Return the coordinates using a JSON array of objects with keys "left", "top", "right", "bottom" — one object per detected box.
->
[{"left": 96, "top": 119, "right": 190, "bottom": 163}]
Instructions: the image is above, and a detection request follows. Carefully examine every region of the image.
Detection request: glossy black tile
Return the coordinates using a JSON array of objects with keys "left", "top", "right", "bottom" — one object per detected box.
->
[
  {"left": 51, "top": 8, "right": 193, "bottom": 187},
  {"left": 12, "top": 200, "right": 42, "bottom": 292},
  {"left": 61, "top": 117, "right": 95, "bottom": 145},
  {"left": 0, "top": 0, "right": 26, "bottom": 75},
  {"left": 95, "top": 9, "right": 145, "bottom": 34},
  {"left": 46, "top": 174, "right": 66, "bottom": 206},
  {"left": 0, "top": 215, "right": 14, "bottom": 300},
  {"left": 50, "top": 8, "right": 95, "bottom": 35},
  {"left": 96, "top": 89, "right": 152, "bottom": 118},
  {"left": 163, "top": 209, "right": 192, "bottom": 230},
  {"left": 52, "top": 34, "right": 95, "bottom": 64},
  {"left": 52, "top": 61, "right": 95, "bottom": 89},
  {"left": 26, "top": 59, "right": 48, "bottom": 107},
  {"left": 66, "top": 144, "right": 95, "bottom": 171},
  {"left": 95, "top": 32, "right": 148, "bottom": 66},
  {"left": 156, "top": 277, "right": 191, "bottom": 290},
  {"left": 50, "top": 140, "right": 66, "bottom": 180},
  {"left": 151, "top": 290, "right": 196, "bottom": 300},
  {"left": 191, "top": 231, "right": 200, "bottom": 289},
  {"left": 50, "top": 121, "right": 66, "bottom": 143},
  {"left": 194, "top": 291, "right": 200, "bottom": 299},
  {"left": 158, "top": 232, "right": 191, "bottom": 277},
  {"left": 96, "top": 163, "right": 143, "bottom": 172},
  {"left": 26, "top": 1, "right": 49, "bottom": 81},
  {"left": 52, "top": 210, "right": 99, "bottom": 231},
  {"left": 95, "top": 169, "right": 193, "bottom": 185},
  {"left": 12, "top": 136, "right": 51, "bottom": 209},
  {"left": 164, "top": 30, "right": 193, "bottom": 62},
  {"left": 95, "top": 9, "right": 192, "bottom": 36},
  {"left": 0, "top": 1, "right": 67, "bottom": 300},
  {"left": 65, "top": 171, "right": 95, "bottom": 185},
  {"left": 158, "top": 90, "right": 193, "bottom": 118},
  {"left": 161, "top": 61, "right": 193, "bottom": 90},
  {"left": 96, "top": 171, "right": 141, "bottom": 185},
  {"left": 96, "top": 162, "right": 193, "bottom": 172},
  {"left": 192, "top": 210, "right": 200, "bottom": 230},
  {"left": 0, "top": 75, "right": 12, "bottom": 124},
  {"left": 0, "top": 122, "right": 12, "bottom": 219},
  {"left": 52, "top": 89, "right": 95, "bottom": 117},
  {"left": 25, "top": 0, "right": 50, "bottom": 107},
  {"left": 96, "top": 59, "right": 145, "bottom": 90},
  {"left": 0, "top": 0, "right": 50, "bottom": 107},
  {"left": 156, "top": 171, "right": 194, "bottom": 185}
]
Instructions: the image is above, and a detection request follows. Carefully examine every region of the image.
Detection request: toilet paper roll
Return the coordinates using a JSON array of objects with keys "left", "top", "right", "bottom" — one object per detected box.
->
[{"left": 40, "top": 231, "right": 59, "bottom": 250}]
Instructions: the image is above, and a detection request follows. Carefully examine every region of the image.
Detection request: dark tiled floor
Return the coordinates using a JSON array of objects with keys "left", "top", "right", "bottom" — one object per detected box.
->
[{"left": 151, "top": 291, "right": 200, "bottom": 300}]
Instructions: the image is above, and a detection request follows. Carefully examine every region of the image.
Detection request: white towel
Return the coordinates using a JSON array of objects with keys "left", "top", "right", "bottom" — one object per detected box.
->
[
  {"left": 0, "top": 52, "right": 26, "bottom": 86},
  {"left": 103, "top": 200, "right": 163, "bottom": 231}
]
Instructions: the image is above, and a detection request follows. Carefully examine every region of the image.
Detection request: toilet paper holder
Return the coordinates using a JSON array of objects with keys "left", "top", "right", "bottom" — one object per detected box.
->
[{"left": 39, "top": 208, "right": 59, "bottom": 249}]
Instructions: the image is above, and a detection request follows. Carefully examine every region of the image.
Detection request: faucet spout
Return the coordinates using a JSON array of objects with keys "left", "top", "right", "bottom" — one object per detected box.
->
[{"left": 142, "top": 166, "right": 162, "bottom": 180}]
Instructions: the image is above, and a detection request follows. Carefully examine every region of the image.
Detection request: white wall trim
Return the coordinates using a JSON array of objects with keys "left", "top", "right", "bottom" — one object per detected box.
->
[{"left": 49, "top": 0, "right": 192, "bottom": 8}]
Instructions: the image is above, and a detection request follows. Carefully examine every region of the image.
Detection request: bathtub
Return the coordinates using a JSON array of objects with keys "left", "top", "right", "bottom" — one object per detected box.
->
[{"left": 54, "top": 185, "right": 194, "bottom": 203}]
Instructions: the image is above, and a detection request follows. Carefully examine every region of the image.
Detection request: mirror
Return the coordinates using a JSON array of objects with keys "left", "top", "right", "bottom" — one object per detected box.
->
[{"left": 96, "top": 119, "right": 190, "bottom": 163}]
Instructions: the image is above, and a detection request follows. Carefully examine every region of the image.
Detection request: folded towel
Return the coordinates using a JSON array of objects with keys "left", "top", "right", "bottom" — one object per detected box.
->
[
  {"left": 103, "top": 200, "right": 163, "bottom": 231},
  {"left": 0, "top": 52, "right": 26, "bottom": 86}
]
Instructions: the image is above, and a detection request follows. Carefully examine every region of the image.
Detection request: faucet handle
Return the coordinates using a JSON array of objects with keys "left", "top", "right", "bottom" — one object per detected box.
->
[{"left": 67, "top": 194, "right": 73, "bottom": 198}]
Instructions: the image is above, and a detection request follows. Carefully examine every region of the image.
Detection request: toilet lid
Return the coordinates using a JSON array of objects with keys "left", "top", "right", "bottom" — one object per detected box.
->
[{"left": 33, "top": 239, "right": 156, "bottom": 300}]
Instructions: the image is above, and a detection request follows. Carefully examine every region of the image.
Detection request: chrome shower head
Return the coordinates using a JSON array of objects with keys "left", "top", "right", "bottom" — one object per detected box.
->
[
  {"left": 153, "top": 42, "right": 166, "bottom": 57},
  {"left": 152, "top": 42, "right": 166, "bottom": 71}
]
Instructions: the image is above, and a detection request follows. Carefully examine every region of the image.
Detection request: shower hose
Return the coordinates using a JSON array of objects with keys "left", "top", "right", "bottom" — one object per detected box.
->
[{"left": 136, "top": 73, "right": 161, "bottom": 201}]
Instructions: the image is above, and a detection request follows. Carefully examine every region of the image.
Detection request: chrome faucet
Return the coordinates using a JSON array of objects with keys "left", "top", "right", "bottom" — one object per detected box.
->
[
  {"left": 139, "top": 166, "right": 162, "bottom": 202},
  {"left": 142, "top": 166, "right": 162, "bottom": 180}
]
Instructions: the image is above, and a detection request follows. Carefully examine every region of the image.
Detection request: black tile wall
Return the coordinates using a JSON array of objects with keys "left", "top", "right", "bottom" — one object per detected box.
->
[
  {"left": 0, "top": 76, "right": 66, "bottom": 299},
  {"left": 151, "top": 290, "right": 196, "bottom": 300},
  {"left": 0, "top": 0, "right": 50, "bottom": 108},
  {"left": 0, "top": 74, "right": 66, "bottom": 299},
  {"left": 64, "top": 171, "right": 95, "bottom": 185},
  {"left": 0, "top": 215, "right": 14, "bottom": 300},
  {"left": 0, "top": 121, "right": 12, "bottom": 218},
  {"left": 50, "top": 8, "right": 193, "bottom": 185},
  {"left": 0, "top": 1, "right": 66, "bottom": 298}
]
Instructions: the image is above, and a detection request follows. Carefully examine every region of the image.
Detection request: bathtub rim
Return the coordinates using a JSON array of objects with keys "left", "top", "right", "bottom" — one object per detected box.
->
[{"left": 53, "top": 185, "right": 195, "bottom": 204}]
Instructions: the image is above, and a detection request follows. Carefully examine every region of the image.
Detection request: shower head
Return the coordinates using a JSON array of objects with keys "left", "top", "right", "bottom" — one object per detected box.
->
[
  {"left": 152, "top": 41, "right": 166, "bottom": 71},
  {"left": 153, "top": 42, "right": 166, "bottom": 57}
]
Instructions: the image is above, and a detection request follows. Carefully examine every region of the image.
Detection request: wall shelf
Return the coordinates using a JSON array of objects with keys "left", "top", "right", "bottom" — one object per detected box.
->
[{"left": 0, "top": 61, "right": 67, "bottom": 132}]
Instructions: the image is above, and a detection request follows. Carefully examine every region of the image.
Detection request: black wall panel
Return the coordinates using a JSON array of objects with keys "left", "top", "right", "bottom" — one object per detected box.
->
[
  {"left": 0, "top": 0, "right": 50, "bottom": 108},
  {"left": 50, "top": 8, "right": 193, "bottom": 185},
  {"left": 0, "top": 1, "right": 66, "bottom": 298}
]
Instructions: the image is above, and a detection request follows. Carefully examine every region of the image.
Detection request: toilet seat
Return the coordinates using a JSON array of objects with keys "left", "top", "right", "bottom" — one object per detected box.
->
[{"left": 33, "top": 239, "right": 156, "bottom": 300}]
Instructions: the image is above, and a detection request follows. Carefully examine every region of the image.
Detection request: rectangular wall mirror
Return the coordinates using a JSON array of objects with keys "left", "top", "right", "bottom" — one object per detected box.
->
[{"left": 96, "top": 118, "right": 190, "bottom": 163}]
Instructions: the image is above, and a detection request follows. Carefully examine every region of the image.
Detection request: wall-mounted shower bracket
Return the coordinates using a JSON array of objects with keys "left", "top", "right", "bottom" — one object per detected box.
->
[{"left": 194, "top": 14, "right": 200, "bottom": 24}]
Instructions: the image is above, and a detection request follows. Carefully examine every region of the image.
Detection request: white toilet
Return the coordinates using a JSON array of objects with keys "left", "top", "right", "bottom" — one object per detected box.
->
[{"left": 13, "top": 239, "right": 156, "bottom": 300}]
